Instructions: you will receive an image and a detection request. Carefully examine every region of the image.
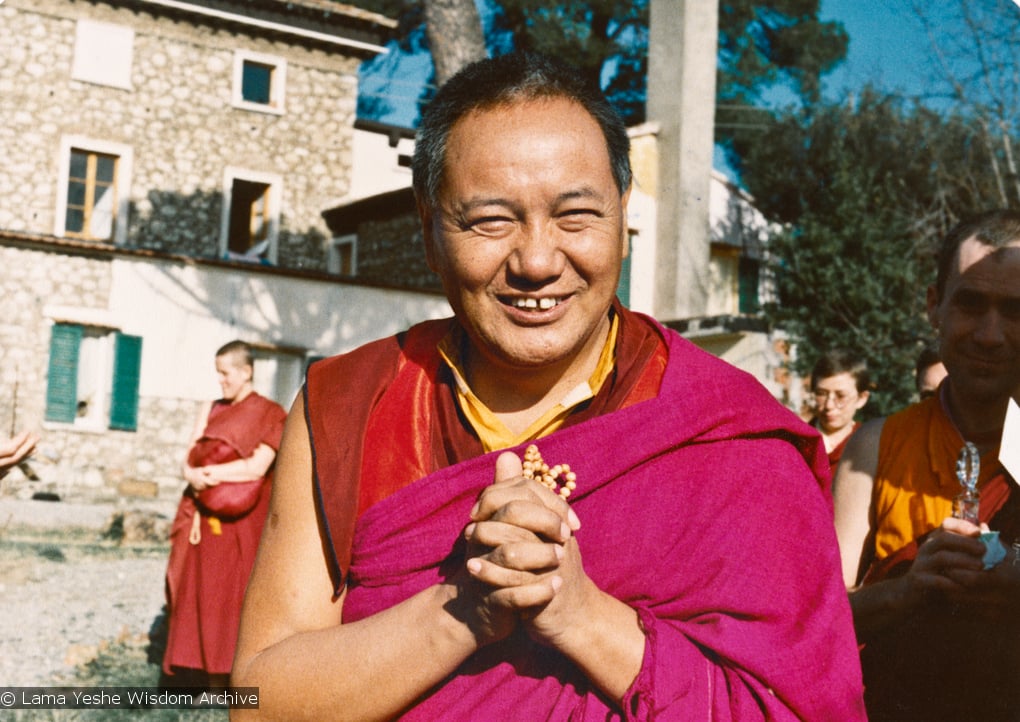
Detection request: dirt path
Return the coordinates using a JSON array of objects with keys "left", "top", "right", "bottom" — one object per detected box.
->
[{"left": 0, "top": 499, "right": 172, "bottom": 688}]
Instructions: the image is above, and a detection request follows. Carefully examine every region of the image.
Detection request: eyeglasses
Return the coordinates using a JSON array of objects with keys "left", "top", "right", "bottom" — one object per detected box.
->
[{"left": 812, "top": 390, "right": 857, "bottom": 408}]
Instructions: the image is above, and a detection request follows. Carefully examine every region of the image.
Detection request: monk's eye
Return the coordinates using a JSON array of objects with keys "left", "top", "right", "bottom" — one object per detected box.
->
[
  {"left": 952, "top": 290, "right": 988, "bottom": 314},
  {"left": 557, "top": 209, "right": 599, "bottom": 231},
  {"left": 468, "top": 216, "right": 514, "bottom": 235}
]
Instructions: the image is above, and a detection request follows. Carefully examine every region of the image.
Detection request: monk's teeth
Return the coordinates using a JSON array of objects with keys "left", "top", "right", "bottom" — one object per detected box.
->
[{"left": 511, "top": 297, "right": 561, "bottom": 310}]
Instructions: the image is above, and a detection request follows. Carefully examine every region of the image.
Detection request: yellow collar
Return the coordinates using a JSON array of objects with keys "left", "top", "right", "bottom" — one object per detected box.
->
[{"left": 439, "top": 314, "right": 619, "bottom": 452}]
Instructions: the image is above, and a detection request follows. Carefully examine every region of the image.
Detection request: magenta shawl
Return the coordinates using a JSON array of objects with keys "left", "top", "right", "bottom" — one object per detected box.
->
[{"left": 312, "top": 316, "right": 865, "bottom": 720}]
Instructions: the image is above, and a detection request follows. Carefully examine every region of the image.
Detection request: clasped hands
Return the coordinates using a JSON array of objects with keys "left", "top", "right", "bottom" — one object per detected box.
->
[
  {"left": 459, "top": 450, "right": 595, "bottom": 648},
  {"left": 909, "top": 517, "right": 1018, "bottom": 617},
  {"left": 183, "top": 465, "right": 219, "bottom": 492}
]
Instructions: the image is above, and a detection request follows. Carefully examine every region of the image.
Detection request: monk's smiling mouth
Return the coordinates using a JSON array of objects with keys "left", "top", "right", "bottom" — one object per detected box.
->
[{"left": 504, "top": 296, "right": 566, "bottom": 311}]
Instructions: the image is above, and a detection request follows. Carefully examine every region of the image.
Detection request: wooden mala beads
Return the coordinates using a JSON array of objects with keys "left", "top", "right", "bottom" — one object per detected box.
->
[{"left": 522, "top": 444, "right": 577, "bottom": 501}]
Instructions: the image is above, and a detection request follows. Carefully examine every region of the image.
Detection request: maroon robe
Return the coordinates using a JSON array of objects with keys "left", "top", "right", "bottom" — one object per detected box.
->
[
  {"left": 163, "top": 391, "right": 286, "bottom": 676},
  {"left": 304, "top": 307, "right": 866, "bottom": 720},
  {"left": 826, "top": 421, "right": 860, "bottom": 473}
]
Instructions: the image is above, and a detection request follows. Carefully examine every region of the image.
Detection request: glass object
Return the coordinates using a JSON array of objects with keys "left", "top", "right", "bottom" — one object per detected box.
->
[{"left": 952, "top": 442, "right": 980, "bottom": 524}]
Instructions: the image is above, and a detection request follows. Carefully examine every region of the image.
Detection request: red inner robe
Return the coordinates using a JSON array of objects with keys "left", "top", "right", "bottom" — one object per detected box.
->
[{"left": 163, "top": 391, "right": 286, "bottom": 676}]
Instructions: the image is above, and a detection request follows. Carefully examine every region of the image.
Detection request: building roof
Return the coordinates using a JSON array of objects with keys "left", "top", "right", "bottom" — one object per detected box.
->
[
  {"left": 128, "top": 0, "right": 398, "bottom": 53},
  {"left": 224, "top": 0, "right": 397, "bottom": 29},
  {"left": 322, "top": 186, "right": 415, "bottom": 235}
]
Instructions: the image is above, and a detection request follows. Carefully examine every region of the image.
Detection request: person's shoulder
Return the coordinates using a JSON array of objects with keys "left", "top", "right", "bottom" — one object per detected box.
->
[
  {"left": 662, "top": 328, "right": 795, "bottom": 416},
  {"left": 880, "top": 395, "right": 942, "bottom": 442},
  {"left": 847, "top": 416, "right": 886, "bottom": 454},
  {"left": 247, "top": 392, "right": 287, "bottom": 418},
  {"left": 306, "top": 317, "right": 455, "bottom": 390}
]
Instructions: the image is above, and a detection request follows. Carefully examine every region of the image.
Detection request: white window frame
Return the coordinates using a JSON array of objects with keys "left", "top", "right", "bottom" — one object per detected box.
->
[
  {"left": 327, "top": 234, "right": 358, "bottom": 275},
  {"left": 220, "top": 167, "right": 282, "bottom": 264},
  {"left": 54, "top": 136, "right": 133, "bottom": 245},
  {"left": 72, "top": 19, "right": 134, "bottom": 90},
  {"left": 72, "top": 327, "right": 114, "bottom": 431},
  {"left": 232, "top": 49, "right": 286, "bottom": 115}
]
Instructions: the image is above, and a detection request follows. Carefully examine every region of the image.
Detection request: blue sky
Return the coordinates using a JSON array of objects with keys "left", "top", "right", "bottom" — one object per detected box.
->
[{"left": 815, "top": 0, "right": 941, "bottom": 106}]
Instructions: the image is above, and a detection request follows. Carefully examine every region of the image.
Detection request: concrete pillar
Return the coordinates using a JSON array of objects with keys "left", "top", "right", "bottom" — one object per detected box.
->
[{"left": 646, "top": 0, "right": 718, "bottom": 321}]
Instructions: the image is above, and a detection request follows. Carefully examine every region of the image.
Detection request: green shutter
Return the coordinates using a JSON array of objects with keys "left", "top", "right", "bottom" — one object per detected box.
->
[
  {"left": 45, "top": 324, "right": 82, "bottom": 423},
  {"left": 738, "top": 257, "right": 760, "bottom": 314},
  {"left": 617, "top": 250, "right": 632, "bottom": 308},
  {"left": 109, "top": 332, "right": 142, "bottom": 431}
]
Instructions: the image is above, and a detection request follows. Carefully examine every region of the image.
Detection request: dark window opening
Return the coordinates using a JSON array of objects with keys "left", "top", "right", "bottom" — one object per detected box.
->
[{"left": 228, "top": 179, "right": 271, "bottom": 255}]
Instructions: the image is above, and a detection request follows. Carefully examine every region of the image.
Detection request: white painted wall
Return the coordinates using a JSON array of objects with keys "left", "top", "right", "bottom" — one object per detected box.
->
[
  {"left": 108, "top": 257, "right": 451, "bottom": 403},
  {"left": 344, "top": 127, "right": 415, "bottom": 202},
  {"left": 624, "top": 186, "right": 657, "bottom": 317}
]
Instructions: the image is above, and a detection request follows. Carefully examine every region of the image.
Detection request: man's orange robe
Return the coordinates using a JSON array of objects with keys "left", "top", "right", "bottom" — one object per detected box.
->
[{"left": 859, "top": 393, "right": 1019, "bottom": 721}]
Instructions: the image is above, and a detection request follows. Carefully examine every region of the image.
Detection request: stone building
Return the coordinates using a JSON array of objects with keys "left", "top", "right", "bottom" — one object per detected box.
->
[{"left": 0, "top": 0, "right": 453, "bottom": 502}]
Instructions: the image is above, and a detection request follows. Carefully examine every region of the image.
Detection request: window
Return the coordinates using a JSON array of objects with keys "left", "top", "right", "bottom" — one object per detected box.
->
[
  {"left": 66, "top": 149, "right": 117, "bottom": 240},
  {"left": 228, "top": 179, "right": 270, "bottom": 255},
  {"left": 45, "top": 324, "right": 142, "bottom": 431},
  {"left": 328, "top": 235, "right": 358, "bottom": 275},
  {"left": 221, "top": 168, "right": 281, "bottom": 263},
  {"left": 242, "top": 61, "right": 273, "bottom": 104},
  {"left": 232, "top": 50, "right": 286, "bottom": 114},
  {"left": 738, "top": 256, "right": 761, "bottom": 314},
  {"left": 72, "top": 19, "right": 134, "bottom": 90},
  {"left": 55, "top": 136, "right": 132, "bottom": 244}
]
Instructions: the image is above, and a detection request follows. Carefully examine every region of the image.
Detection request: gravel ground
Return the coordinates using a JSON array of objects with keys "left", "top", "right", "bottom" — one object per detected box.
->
[{"left": 0, "top": 498, "right": 174, "bottom": 688}]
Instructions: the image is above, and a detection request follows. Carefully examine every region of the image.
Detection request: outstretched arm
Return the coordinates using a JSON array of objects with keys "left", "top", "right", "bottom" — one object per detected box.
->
[{"left": 0, "top": 430, "right": 38, "bottom": 474}]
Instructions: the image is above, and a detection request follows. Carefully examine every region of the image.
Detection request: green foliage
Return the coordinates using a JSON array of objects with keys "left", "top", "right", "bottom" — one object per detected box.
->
[
  {"left": 733, "top": 90, "right": 1006, "bottom": 416},
  {"left": 492, "top": 0, "right": 846, "bottom": 123},
  {"left": 356, "top": 0, "right": 848, "bottom": 125},
  {"left": 489, "top": 0, "right": 649, "bottom": 118},
  {"left": 717, "top": 0, "right": 847, "bottom": 106}
]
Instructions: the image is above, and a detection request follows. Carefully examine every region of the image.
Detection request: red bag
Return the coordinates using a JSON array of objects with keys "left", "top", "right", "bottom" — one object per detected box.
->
[
  {"left": 194, "top": 479, "right": 264, "bottom": 519},
  {"left": 187, "top": 436, "right": 266, "bottom": 519}
]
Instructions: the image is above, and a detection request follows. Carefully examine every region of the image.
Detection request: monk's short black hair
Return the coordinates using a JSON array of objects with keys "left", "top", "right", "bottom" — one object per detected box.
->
[{"left": 412, "top": 51, "right": 631, "bottom": 210}]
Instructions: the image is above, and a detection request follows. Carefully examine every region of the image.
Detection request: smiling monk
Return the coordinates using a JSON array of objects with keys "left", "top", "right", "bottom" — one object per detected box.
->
[
  {"left": 231, "top": 52, "right": 866, "bottom": 721},
  {"left": 833, "top": 210, "right": 1020, "bottom": 721}
]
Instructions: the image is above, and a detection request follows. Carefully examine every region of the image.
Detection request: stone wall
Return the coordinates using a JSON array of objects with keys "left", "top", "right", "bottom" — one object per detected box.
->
[
  {"left": 0, "top": 0, "right": 361, "bottom": 272},
  {"left": 356, "top": 215, "right": 442, "bottom": 292},
  {"left": 0, "top": 244, "right": 193, "bottom": 501},
  {"left": 1, "top": 237, "right": 453, "bottom": 503},
  {"left": 0, "top": 0, "right": 373, "bottom": 500},
  {"left": 0, "top": 245, "right": 111, "bottom": 435}
]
